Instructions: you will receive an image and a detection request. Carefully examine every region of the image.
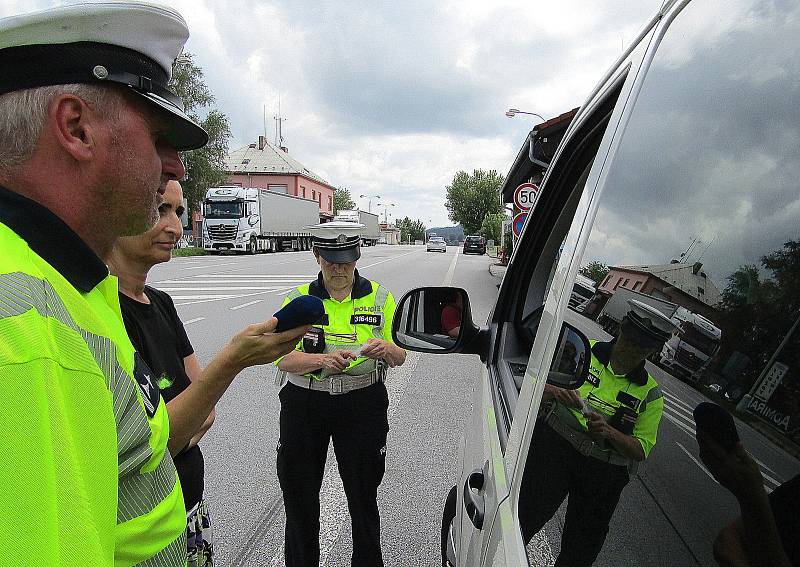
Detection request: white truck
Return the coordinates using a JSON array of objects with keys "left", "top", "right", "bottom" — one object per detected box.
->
[
  {"left": 597, "top": 288, "right": 722, "bottom": 381},
  {"left": 202, "top": 186, "right": 319, "bottom": 254},
  {"left": 659, "top": 307, "right": 722, "bottom": 382},
  {"left": 568, "top": 274, "right": 597, "bottom": 313},
  {"left": 334, "top": 209, "right": 380, "bottom": 246}
]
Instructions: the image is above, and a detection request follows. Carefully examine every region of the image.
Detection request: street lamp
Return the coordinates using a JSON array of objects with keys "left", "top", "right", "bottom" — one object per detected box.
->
[
  {"left": 505, "top": 108, "right": 545, "bottom": 123},
  {"left": 376, "top": 202, "right": 395, "bottom": 224},
  {"left": 359, "top": 194, "right": 381, "bottom": 213}
]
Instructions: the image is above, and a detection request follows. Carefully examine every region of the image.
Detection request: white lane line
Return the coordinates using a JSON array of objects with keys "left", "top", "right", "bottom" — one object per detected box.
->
[
  {"left": 662, "top": 390, "right": 695, "bottom": 413},
  {"left": 170, "top": 295, "right": 238, "bottom": 300},
  {"left": 443, "top": 247, "right": 460, "bottom": 286},
  {"left": 160, "top": 279, "right": 312, "bottom": 285},
  {"left": 268, "top": 352, "right": 422, "bottom": 567},
  {"left": 184, "top": 262, "right": 237, "bottom": 270},
  {"left": 664, "top": 411, "right": 697, "bottom": 438},
  {"left": 173, "top": 286, "right": 296, "bottom": 307},
  {"left": 193, "top": 274, "right": 315, "bottom": 279},
  {"left": 358, "top": 249, "right": 422, "bottom": 270},
  {"left": 676, "top": 441, "right": 718, "bottom": 483},
  {"left": 751, "top": 455, "right": 778, "bottom": 476},
  {"left": 158, "top": 286, "right": 295, "bottom": 292},
  {"left": 230, "top": 299, "right": 263, "bottom": 311},
  {"left": 663, "top": 405, "right": 697, "bottom": 432},
  {"left": 183, "top": 317, "right": 205, "bottom": 325}
]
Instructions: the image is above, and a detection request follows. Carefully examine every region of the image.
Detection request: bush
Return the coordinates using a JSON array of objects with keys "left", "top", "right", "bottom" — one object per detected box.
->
[{"left": 172, "top": 247, "right": 206, "bottom": 257}]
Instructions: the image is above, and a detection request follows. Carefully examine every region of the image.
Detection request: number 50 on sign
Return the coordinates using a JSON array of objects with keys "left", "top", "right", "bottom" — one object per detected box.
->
[{"left": 513, "top": 182, "right": 540, "bottom": 211}]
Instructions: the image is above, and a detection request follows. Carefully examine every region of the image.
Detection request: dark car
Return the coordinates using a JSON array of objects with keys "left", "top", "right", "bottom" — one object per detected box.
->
[{"left": 462, "top": 235, "right": 486, "bottom": 255}]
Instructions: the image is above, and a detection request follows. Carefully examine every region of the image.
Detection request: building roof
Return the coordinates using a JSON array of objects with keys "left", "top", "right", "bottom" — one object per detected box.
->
[
  {"left": 615, "top": 262, "right": 722, "bottom": 306},
  {"left": 225, "top": 139, "right": 331, "bottom": 187}
]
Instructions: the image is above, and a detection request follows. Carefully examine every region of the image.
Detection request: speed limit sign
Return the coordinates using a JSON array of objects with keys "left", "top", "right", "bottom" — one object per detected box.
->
[{"left": 513, "top": 182, "right": 540, "bottom": 211}]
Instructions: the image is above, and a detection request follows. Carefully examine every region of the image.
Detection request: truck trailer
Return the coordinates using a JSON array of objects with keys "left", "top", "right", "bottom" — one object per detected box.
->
[
  {"left": 202, "top": 186, "right": 320, "bottom": 254},
  {"left": 334, "top": 209, "right": 380, "bottom": 246},
  {"left": 597, "top": 287, "right": 722, "bottom": 381}
]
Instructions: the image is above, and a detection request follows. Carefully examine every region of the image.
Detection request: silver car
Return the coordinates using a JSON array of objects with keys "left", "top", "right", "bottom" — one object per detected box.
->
[
  {"left": 394, "top": 1, "right": 799, "bottom": 565},
  {"left": 427, "top": 236, "right": 447, "bottom": 253}
]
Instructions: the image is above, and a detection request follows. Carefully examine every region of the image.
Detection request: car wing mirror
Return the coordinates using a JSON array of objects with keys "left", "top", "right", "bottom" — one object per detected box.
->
[
  {"left": 391, "top": 286, "right": 489, "bottom": 358},
  {"left": 547, "top": 322, "right": 591, "bottom": 389}
]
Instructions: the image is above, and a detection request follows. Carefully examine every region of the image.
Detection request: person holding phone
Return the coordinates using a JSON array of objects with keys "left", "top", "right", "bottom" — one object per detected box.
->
[
  {"left": 108, "top": 180, "right": 309, "bottom": 565},
  {"left": 696, "top": 408, "right": 798, "bottom": 567}
]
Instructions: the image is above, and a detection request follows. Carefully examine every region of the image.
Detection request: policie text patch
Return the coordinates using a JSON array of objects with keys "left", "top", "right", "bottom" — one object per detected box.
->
[{"left": 351, "top": 313, "right": 381, "bottom": 326}]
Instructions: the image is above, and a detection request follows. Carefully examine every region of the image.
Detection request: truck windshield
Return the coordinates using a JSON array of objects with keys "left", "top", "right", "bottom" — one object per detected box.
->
[
  {"left": 572, "top": 284, "right": 595, "bottom": 300},
  {"left": 679, "top": 324, "right": 719, "bottom": 356},
  {"left": 204, "top": 202, "right": 243, "bottom": 219}
]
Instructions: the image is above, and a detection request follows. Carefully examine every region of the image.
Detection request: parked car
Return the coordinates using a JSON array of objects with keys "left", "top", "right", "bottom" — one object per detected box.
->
[
  {"left": 392, "top": 1, "right": 798, "bottom": 565},
  {"left": 427, "top": 236, "right": 447, "bottom": 253},
  {"left": 462, "top": 235, "right": 486, "bottom": 255}
]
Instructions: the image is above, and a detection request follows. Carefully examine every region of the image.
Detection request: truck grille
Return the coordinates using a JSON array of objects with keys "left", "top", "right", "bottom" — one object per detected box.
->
[
  {"left": 675, "top": 347, "right": 703, "bottom": 370},
  {"left": 207, "top": 224, "right": 238, "bottom": 241}
]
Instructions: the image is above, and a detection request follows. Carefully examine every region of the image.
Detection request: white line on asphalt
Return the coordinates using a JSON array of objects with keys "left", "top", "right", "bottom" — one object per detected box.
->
[
  {"left": 170, "top": 295, "right": 238, "bottom": 300},
  {"left": 358, "top": 249, "right": 421, "bottom": 270},
  {"left": 230, "top": 299, "right": 263, "bottom": 311},
  {"left": 662, "top": 390, "right": 695, "bottom": 413},
  {"left": 443, "top": 247, "right": 460, "bottom": 286},
  {"left": 182, "top": 317, "right": 205, "bottom": 325},
  {"left": 663, "top": 411, "right": 697, "bottom": 437},
  {"left": 160, "top": 279, "right": 311, "bottom": 285},
  {"left": 173, "top": 286, "right": 296, "bottom": 307},
  {"left": 676, "top": 441, "right": 718, "bottom": 483},
  {"left": 158, "top": 286, "right": 295, "bottom": 291},
  {"left": 192, "top": 274, "right": 314, "bottom": 279},
  {"left": 662, "top": 405, "right": 697, "bottom": 431},
  {"left": 184, "top": 262, "right": 237, "bottom": 270}
]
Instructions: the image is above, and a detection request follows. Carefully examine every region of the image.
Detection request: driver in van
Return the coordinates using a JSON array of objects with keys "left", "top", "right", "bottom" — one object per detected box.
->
[{"left": 518, "top": 300, "right": 678, "bottom": 566}]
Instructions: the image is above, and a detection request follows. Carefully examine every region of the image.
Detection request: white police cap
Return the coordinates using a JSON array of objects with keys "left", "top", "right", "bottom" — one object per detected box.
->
[
  {"left": 0, "top": 2, "right": 208, "bottom": 151},
  {"left": 307, "top": 221, "right": 364, "bottom": 263},
  {"left": 625, "top": 299, "right": 680, "bottom": 343}
]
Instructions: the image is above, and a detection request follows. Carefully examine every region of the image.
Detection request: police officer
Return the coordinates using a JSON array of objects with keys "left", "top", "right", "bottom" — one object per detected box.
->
[
  {"left": 518, "top": 300, "right": 678, "bottom": 567},
  {"left": 0, "top": 4, "right": 304, "bottom": 565},
  {"left": 276, "top": 221, "right": 406, "bottom": 567}
]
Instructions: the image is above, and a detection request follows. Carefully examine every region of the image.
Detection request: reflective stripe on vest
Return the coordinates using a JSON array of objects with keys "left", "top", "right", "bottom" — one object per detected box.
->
[{"left": 0, "top": 271, "right": 184, "bottom": 564}]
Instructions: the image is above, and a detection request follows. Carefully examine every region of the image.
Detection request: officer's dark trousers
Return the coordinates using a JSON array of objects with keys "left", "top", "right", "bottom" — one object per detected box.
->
[
  {"left": 277, "top": 381, "right": 389, "bottom": 567},
  {"left": 518, "top": 420, "right": 629, "bottom": 567}
]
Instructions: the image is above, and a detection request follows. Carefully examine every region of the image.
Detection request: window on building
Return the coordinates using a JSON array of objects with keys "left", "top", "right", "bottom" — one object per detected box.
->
[
  {"left": 328, "top": 196, "right": 332, "bottom": 211},
  {"left": 312, "top": 190, "right": 316, "bottom": 200},
  {"left": 698, "top": 287, "right": 705, "bottom": 296},
  {"left": 622, "top": 278, "right": 630, "bottom": 287},
  {"left": 613, "top": 277, "right": 623, "bottom": 290},
  {"left": 301, "top": 186, "right": 306, "bottom": 198},
  {"left": 602, "top": 275, "right": 612, "bottom": 287},
  {"left": 633, "top": 281, "right": 642, "bottom": 291}
]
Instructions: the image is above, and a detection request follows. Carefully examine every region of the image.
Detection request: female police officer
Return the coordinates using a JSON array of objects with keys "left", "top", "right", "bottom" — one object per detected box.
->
[
  {"left": 519, "top": 300, "right": 678, "bottom": 566},
  {"left": 275, "top": 222, "right": 406, "bottom": 567}
]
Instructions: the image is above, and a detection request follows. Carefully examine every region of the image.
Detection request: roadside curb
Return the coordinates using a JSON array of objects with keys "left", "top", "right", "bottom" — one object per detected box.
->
[
  {"left": 742, "top": 418, "right": 800, "bottom": 461},
  {"left": 488, "top": 263, "right": 507, "bottom": 279}
]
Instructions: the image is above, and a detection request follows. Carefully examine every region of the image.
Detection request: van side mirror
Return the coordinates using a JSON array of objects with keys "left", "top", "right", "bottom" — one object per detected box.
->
[
  {"left": 548, "top": 323, "right": 591, "bottom": 389},
  {"left": 392, "top": 286, "right": 489, "bottom": 358}
]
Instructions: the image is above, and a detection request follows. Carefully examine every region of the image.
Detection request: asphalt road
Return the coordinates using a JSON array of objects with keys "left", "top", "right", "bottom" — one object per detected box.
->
[{"left": 152, "top": 245, "right": 798, "bottom": 566}]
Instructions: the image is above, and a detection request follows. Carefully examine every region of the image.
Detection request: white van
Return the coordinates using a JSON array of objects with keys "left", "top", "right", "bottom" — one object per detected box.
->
[{"left": 392, "top": 1, "right": 800, "bottom": 565}]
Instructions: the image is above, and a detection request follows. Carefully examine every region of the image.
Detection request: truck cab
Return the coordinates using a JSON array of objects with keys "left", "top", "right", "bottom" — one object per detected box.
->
[
  {"left": 392, "top": 1, "right": 799, "bottom": 565},
  {"left": 202, "top": 186, "right": 259, "bottom": 253},
  {"left": 660, "top": 307, "right": 722, "bottom": 382}
]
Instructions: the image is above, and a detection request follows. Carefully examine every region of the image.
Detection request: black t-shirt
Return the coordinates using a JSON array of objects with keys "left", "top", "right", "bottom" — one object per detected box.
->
[
  {"left": 119, "top": 286, "right": 205, "bottom": 511},
  {"left": 769, "top": 473, "right": 800, "bottom": 566}
]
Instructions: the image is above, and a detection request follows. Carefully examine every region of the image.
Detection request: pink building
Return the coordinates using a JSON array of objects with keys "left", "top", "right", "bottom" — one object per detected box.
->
[
  {"left": 225, "top": 136, "right": 335, "bottom": 221},
  {"left": 593, "top": 261, "right": 721, "bottom": 321}
]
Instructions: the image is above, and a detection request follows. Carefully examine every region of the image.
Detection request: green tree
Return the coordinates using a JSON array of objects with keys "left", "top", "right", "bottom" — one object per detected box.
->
[
  {"left": 169, "top": 52, "right": 232, "bottom": 213},
  {"left": 479, "top": 213, "right": 504, "bottom": 243},
  {"left": 333, "top": 187, "right": 355, "bottom": 214},
  {"left": 579, "top": 261, "right": 610, "bottom": 286},
  {"left": 396, "top": 217, "right": 426, "bottom": 243},
  {"left": 445, "top": 169, "right": 504, "bottom": 235}
]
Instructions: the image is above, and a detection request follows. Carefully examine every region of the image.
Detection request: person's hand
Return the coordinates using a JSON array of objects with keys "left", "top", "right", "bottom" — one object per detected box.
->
[
  {"left": 319, "top": 349, "right": 358, "bottom": 371},
  {"left": 697, "top": 429, "right": 764, "bottom": 501},
  {"left": 586, "top": 411, "right": 617, "bottom": 441},
  {"left": 222, "top": 317, "right": 310, "bottom": 371},
  {"left": 358, "top": 338, "right": 401, "bottom": 367},
  {"left": 544, "top": 384, "right": 584, "bottom": 409}
]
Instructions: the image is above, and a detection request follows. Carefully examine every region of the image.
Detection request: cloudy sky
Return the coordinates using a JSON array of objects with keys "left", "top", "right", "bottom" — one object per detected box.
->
[{"left": 0, "top": 0, "right": 663, "bottom": 227}]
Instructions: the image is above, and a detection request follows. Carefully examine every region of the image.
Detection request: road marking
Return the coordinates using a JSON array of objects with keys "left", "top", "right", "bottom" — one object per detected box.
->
[
  {"left": 170, "top": 294, "right": 239, "bottom": 301},
  {"left": 173, "top": 287, "right": 296, "bottom": 306},
  {"left": 159, "top": 286, "right": 296, "bottom": 292},
  {"left": 663, "top": 405, "right": 697, "bottom": 432},
  {"left": 182, "top": 317, "right": 205, "bottom": 325},
  {"left": 160, "top": 279, "right": 311, "bottom": 285},
  {"left": 662, "top": 390, "right": 695, "bottom": 413},
  {"left": 443, "top": 248, "right": 460, "bottom": 286},
  {"left": 192, "top": 274, "right": 314, "bottom": 279},
  {"left": 358, "top": 249, "right": 421, "bottom": 270},
  {"left": 184, "top": 262, "right": 237, "bottom": 270},
  {"left": 230, "top": 299, "right": 263, "bottom": 311},
  {"left": 676, "top": 441, "right": 718, "bottom": 483}
]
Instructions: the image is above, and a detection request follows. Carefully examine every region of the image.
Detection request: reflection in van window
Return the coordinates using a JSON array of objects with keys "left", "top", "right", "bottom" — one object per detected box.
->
[{"left": 522, "top": 1, "right": 800, "bottom": 566}]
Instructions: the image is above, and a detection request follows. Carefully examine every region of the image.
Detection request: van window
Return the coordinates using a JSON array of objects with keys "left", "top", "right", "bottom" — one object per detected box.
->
[{"left": 520, "top": 1, "right": 800, "bottom": 564}]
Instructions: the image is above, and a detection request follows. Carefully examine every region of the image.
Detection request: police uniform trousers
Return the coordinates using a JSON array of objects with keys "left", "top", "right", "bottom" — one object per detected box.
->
[
  {"left": 278, "top": 380, "right": 389, "bottom": 567},
  {"left": 518, "top": 419, "right": 629, "bottom": 567}
]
